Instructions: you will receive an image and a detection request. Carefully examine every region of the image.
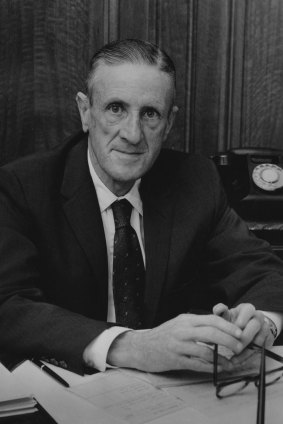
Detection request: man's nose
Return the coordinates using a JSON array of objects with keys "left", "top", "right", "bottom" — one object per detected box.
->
[{"left": 120, "top": 114, "right": 142, "bottom": 144}]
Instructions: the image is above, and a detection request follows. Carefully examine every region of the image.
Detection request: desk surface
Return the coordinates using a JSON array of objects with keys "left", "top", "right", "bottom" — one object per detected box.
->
[{"left": 4, "top": 347, "right": 283, "bottom": 424}]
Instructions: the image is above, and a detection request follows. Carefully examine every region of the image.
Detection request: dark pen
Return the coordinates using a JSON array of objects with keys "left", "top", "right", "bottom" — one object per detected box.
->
[{"left": 31, "top": 358, "right": 70, "bottom": 388}]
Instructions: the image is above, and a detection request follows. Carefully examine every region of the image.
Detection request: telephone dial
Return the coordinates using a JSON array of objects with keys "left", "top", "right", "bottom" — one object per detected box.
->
[{"left": 211, "top": 148, "right": 283, "bottom": 221}]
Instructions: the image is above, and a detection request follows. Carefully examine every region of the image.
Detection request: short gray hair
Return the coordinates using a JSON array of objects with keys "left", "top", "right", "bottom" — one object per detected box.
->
[{"left": 86, "top": 39, "right": 176, "bottom": 102}]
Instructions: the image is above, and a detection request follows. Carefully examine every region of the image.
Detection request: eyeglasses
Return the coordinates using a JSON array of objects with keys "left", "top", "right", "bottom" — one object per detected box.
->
[{"left": 213, "top": 343, "right": 283, "bottom": 399}]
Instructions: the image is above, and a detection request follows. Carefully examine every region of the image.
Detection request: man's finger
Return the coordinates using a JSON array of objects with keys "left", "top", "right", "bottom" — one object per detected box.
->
[
  {"left": 233, "top": 303, "right": 256, "bottom": 328},
  {"left": 213, "top": 303, "right": 235, "bottom": 322},
  {"left": 183, "top": 357, "right": 215, "bottom": 373},
  {"left": 213, "top": 303, "right": 229, "bottom": 317},
  {"left": 187, "top": 314, "right": 242, "bottom": 338},
  {"left": 230, "top": 347, "right": 257, "bottom": 367},
  {"left": 240, "top": 316, "right": 262, "bottom": 348},
  {"left": 180, "top": 355, "right": 227, "bottom": 373},
  {"left": 182, "top": 342, "right": 233, "bottom": 370},
  {"left": 188, "top": 326, "right": 243, "bottom": 354},
  {"left": 253, "top": 320, "right": 274, "bottom": 348}
]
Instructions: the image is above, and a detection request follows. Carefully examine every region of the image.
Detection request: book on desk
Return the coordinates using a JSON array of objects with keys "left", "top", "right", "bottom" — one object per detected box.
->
[{"left": 0, "top": 363, "right": 56, "bottom": 423}]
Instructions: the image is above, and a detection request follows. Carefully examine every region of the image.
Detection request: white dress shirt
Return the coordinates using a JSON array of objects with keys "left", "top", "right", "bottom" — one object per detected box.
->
[
  {"left": 84, "top": 148, "right": 146, "bottom": 371},
  {"left": 84, "top": 147, "right": 282, "bottom": 371}
]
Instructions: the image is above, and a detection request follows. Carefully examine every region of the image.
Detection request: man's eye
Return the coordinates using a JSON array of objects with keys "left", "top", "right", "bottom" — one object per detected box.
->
[
  {"left": 143, "top": 109, "right": 159, "bottom": 119},
  {"left": 107, "top": 103, "right": 123, "bottom": 114}
]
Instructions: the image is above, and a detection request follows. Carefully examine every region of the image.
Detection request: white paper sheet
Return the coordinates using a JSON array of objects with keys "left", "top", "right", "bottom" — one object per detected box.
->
[
  {"left": 71, "top": 369, "right": 187, "bottom": 424},
  {"left": 13, "top": 361, "right": 126, "bottom": 424}
]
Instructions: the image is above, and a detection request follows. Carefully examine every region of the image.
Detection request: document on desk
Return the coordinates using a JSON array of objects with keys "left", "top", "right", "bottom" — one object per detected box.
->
[
  {"left": 70, "top": 368, "right": 186, "bottom": 424},
  {"left": 13, "top": 361, "right": 127, "bottom": 424}
]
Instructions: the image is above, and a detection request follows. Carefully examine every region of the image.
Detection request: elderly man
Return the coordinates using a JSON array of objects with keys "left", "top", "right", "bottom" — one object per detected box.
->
[{"left": 0, "top": 39, "right": 282, "bottom": 375}]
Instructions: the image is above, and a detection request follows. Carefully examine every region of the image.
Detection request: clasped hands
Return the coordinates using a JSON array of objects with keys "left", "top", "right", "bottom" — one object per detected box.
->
[{"left": 107, "top": 303, "right": 274, "bottom": 373}]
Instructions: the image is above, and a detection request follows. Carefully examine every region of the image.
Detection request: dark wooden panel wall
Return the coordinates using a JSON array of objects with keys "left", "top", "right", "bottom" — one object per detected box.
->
[{"left": 0, "top": 0, "right": 282, "bottom": 164}]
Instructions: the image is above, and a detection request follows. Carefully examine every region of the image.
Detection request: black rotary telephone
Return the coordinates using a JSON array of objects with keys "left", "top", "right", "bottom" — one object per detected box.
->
[{"left": 211, "top": 148, "right": 283, "bottom": 221}]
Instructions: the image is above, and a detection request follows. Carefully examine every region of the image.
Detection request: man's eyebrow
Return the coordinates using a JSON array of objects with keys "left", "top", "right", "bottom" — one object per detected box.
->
[
  {"left": 103, "top": 98, "right": 128, "bottom": 107},
  {"left": 103, "top": 98, "right": 165, "bottom": 112},
  {"left": 142, "top": 105, "right": 160, "bottom": 111}
]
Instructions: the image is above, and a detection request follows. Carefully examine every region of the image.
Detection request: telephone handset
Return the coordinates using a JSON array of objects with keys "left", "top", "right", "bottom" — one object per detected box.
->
[{"left": 211, "top": 148, "right": 283, "bottom": 221}]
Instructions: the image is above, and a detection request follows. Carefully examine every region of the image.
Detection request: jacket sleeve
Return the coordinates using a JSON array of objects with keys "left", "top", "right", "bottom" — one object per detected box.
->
[
  {"left": 204, "top": 160, "right": 283, "bottom": 312},
  {"left": 0, "top": 168, "right": 110, "bottom": 374}
]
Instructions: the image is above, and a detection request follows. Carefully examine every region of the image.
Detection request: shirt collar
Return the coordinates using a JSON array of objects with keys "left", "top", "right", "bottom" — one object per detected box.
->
[{"left": 87, "top": 148, "right": 143, "bottom": 216}]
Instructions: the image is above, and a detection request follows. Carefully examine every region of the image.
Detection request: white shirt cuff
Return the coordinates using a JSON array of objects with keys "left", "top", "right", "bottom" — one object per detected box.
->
[
  {"left": 83, "top": 326, "right": 131, "bottom": 372},
  {"left": 262, "top": 311, "right": 283, "bottom": 337}
]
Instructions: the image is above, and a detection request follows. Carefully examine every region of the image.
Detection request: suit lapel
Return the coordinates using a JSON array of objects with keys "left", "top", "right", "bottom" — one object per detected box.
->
[
  {"left": 61, "top": 137, "right": 108, "bottom": 315},
  {"left": 60, "top": 139, "right": 176, "bottom": 326},
  {"left": 141, "top": 165, "right": 176, "bottom": 327}
]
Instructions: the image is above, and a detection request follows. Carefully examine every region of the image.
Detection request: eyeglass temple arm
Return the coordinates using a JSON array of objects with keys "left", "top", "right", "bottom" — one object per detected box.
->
[
  {"left": 213, "top": 344, "right": 218, "bottom": 386},
  {"left": 250, "top": 343, "right": 283, "bottom": 363},
  {"left": 256, "top": 347, "right": 266, "bottom": 424}
]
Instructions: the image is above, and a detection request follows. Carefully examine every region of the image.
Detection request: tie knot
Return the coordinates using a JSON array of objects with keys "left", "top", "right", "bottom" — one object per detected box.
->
[{"left": 112, "top": 199, "right": 133, "bottom": 229}]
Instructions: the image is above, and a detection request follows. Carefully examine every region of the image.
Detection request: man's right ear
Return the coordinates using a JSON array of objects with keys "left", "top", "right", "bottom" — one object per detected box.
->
[{"left": 76, "top": 92, "right": 91, "bottom": 133}]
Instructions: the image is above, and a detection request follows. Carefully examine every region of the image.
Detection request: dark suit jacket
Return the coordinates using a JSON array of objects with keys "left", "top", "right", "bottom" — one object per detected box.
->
[{"left": 1, "top": 132, "right": 283, "bottom": 374}]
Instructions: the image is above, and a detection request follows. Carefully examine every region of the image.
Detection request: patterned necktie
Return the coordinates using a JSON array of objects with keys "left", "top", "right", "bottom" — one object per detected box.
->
[{"left": 112, "top": 199, "right": 145, "bottom": 329}]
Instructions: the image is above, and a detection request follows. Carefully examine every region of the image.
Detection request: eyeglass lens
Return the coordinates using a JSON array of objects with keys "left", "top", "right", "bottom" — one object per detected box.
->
[{"left": 214, "top": 345, "right": 283, "bottom": 398}]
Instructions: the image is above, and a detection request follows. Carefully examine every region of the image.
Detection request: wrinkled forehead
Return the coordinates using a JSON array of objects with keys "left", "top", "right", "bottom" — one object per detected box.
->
[{"left": 88, "top": 61, "right": 175, "bottom": 104}]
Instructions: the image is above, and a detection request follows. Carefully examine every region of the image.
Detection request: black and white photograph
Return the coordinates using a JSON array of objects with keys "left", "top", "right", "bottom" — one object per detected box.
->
[{"left": 0, "top": 1, "right": 283, "bottom": 423}]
